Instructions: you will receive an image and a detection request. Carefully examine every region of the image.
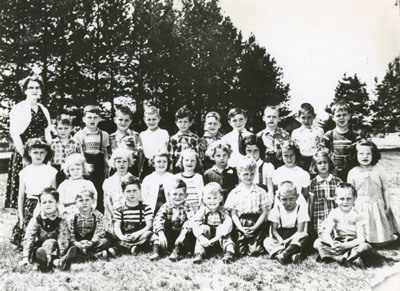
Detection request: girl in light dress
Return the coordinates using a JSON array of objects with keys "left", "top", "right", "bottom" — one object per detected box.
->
[
  {"left": 11, "top": 138, "right": 57, "bottom": 249},
  {"left": 347, "top": 139, "right": 399, "bottom": 245},
  {"left": 57, "top": 154, "right": 97, "bottom": 216},
  {"left": 102, "top": 148, "right": 135, "bottom": 232},
  {"left": 174, "top": 149, "right": 204, "bottom": 212},
  {"left": 141, "top": 151, "right": 174, "bottom": 216}
]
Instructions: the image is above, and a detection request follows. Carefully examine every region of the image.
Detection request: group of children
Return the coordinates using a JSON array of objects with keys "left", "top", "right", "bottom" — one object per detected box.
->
[{"left": 12, "top": 100, "right": 399, "bottom": 272}]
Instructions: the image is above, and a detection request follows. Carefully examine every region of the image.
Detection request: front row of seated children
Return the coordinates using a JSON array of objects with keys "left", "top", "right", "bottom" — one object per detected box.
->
[{"left": 18, "top": 157, "right": 385, "bottom": 272}]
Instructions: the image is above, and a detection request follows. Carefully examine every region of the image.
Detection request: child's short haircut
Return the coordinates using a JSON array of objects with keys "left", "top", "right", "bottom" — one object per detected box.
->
[
  {"left": 39, "top": 187, "right": 59, "bottom": 203},
  {"left": 243, "top": 134, "right": 266, "bottom": 157},
  {"left": 75, "top": 186, "right": 95, "bottom": 200},
  {"left": 205, "top": 140, "right": 232, "bottom": 160},
  {"left": 169, "top": 178, "right": 187, "bottom": 193},
  {"left": 175, "top": 105, "right": 193, "bottom": 121},
  {"left": 277, "top": 140, "right": 301, "bottom": 164},
  {"left": 177, "top": 149, "right": 202, "bottom": 172},
  {"left": 56, "top": 114, "right": 73, "bottom": 127},
  {"left": 205, "top": 111, "right": 221, "bottom": 122},
  {"left": 108, "top": 148, "right": 134, "bottom": 168},
  {"left": 23, "top": 138, "right": 52, "bottom": 164},
  {"left": 236, "top": 156, "right": 257, "bottom": 174},
  {"left": 150, "top": 151, "right": 171, "bottom": 168},
  {"left": 309, "top": 150, "right": 335, "bottom": 175},
  {"left": 331, "top": 101, "right": 351, "bottom": 115},
  {"left": 278, "top": 180, "right": 297, "bottom": 196},
  {"left": 263, "top": 105, "right": 280, "bottom": 116},
  {"left": 62, "top": 153, "right": 89, "bottom": 177},
  {"left": 355, "top": 139, "right": 381, "bottom": 166},
  {"left": 203, "top": 182, "right": 222, "bottom": 198},
  {"left": 298, "top": 103, "right": 316, "bottom": 117},
  {"left": 83, "top": 105, "right": 101, "bottom": 116},
  {"left": 337, "top": 182, "right": 357, "bottom": 198},
  {"left": 121, "top": 175, "right": 141, "bottom": 191},
  {"left": 115, "top": 105, "right": 133, "bottom": 119},
  {"left": 144, "top": 105, "right": 160, "bottom": 117},
  {"left": 228, "top": 108, "right": 247, "bottom": 120}
]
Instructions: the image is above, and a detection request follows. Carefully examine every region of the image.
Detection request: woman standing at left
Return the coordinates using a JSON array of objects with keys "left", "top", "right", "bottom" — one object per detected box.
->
[{"left": 5, "top": 75, "right": 52, "bottom": 209}]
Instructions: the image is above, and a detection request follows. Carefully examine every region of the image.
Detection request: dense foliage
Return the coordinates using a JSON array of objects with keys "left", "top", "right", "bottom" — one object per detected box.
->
[{"left": 0, "top": 0, "right": 290, "bottom": 136}]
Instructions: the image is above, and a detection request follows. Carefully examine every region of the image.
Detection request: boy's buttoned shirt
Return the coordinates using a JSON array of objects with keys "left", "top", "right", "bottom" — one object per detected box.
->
[
  {"left": 257, "top": 127, "right": 289, "bottom": 153},
  {"left": 23, "top": 212, "right": 70, "bottom": 258},
  {"left": 153, "top": 201, "right": 196, "bottom": 233},
  {"left": 51, "top": 137, "right": 82, "bottom": 165},
  {"left": 268, "top": 202, "right": 310, "bottom": 228},
  {"left": 224, "top": 184, "right": 271, "bottom": 217},
  {"left": 67, "top": 208, "right": 105, "bottom": 244},
  {"left": 221, "top": 129, "right": 252, "bottom": 167},
  {"left": 291, "top": 125, "right": 324, "bottom": 157},
  {"left": 139, "top": 128, "right": 169, "bottom": 160},
  {"left": 192, "top": 206, "right": 232, "bottom": 238},
  {"left": 168, "top": 131, "right": 199, "bottom": 164}
]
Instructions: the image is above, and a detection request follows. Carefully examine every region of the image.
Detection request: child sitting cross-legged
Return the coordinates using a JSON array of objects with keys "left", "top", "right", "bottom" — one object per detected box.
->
[
  {"left": 19, "top": 188, "right": 70, "bottom": 272},
  {"left": 263, "top": 181, "right": 309, "bottom": 265},
  {"left": 314, "top": 183, "right": 373, "bottom": 268},
  {"left": 192, "top": 183, "right": 235, "bottom": 264},
  {"left": 224, "top": 156, "right": 271, "bottom": 257},
  {"left": 108, "top": 176, "right": 153, "bottom": 256},
  {"left": 150, "top": 179, "right": 196, "bottom": 261},
  {"left": 63, "top": 187, "right": 111, "bottom": 263}
]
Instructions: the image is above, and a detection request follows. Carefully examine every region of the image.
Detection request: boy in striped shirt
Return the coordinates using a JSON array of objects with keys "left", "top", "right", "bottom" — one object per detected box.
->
[{"left": 108, "top": 176, "right": 153, "bottom": 256}]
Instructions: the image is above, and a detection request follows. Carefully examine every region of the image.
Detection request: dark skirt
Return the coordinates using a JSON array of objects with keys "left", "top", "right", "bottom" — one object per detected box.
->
[
  {"left": 5, "top": 150, "right": 23, "bottom": 209},
  {"left": 11, "top": 198, "right": 39, "bottom": 249}
]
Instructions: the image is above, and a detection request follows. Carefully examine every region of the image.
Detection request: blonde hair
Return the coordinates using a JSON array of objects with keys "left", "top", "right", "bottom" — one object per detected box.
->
[
  {"left": 108, "top": 148, "right": 134, "bottom": 168},
  {"left": 144, "top": 105, "right": 160, "bottom": 117},
  {"left": 278, "top": 181, "right": 297, "bottom": 196},
  {"left": 205, "top": 140, "right": 232, "bottom": 160},
  {"left": 236, "top": 156, "right": 257, "bottom": 174},
  {"left": 176, "top": 149, "right": 201, "bottom": 172},
  {"left": 62, "top": 154, "right": 89, "bottom": 177},
  {"left": 203, "top": 182, "right": 222, "bottom": 198}
]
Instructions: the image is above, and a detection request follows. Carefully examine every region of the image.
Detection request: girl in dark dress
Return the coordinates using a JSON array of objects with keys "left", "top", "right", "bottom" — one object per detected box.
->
[{"left": 5, "top": 75, "right": 51, "bottom": 209}]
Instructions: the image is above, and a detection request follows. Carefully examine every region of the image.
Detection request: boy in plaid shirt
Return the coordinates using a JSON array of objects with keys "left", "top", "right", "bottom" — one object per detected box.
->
[
  {"left": 168, "top": 105, "right": 199, "bottom": 173},
  {"left": 257, "top": 106, "right": 290, "bottom": 168},
  {"left": 192, "top": 183, "right": 235, "bottom": 264},
  {"left": 51, "top": 114, "right": 81, "bottom": 186},
  {"left": 225, "top": 156, "right": 271, "bottom": 257},
  {"left": 65, "top": 187, "right": 110, "bottom": 262},
  {"left": 150, "top": 179, "right": 196, "bottom": 261}
]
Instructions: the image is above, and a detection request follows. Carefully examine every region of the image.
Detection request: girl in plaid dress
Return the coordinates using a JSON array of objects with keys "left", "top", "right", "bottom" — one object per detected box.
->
[{"left": 309, "top": 151, "right": 342, "bottom": 237}]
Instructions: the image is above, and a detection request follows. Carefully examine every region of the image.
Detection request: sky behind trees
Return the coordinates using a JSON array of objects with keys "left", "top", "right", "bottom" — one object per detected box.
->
[{"left": 218, "top": 0, "right": 400, "bottom": 117}]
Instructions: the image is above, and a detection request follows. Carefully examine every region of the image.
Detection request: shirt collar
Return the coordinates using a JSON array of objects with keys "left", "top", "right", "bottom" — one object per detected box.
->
[
  {"left": 256, "top": 159, "right": 264, "bottom": 167},
  {"left": 83, "top": 127, "right": 100, "bottom": 135},
  {"left": 203, "top": 205, "right": 223, "bottom": 214},
  {"left": 40, "top": 211, "right": 59, "bottom": 220},
  {"left": 316, "top": 174, "right": 333, "bottom": 182}
]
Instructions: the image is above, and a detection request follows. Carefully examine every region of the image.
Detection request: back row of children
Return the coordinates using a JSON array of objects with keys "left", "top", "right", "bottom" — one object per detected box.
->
[{"left": 12, "top": 100, "right": 399, "bottom": 271}]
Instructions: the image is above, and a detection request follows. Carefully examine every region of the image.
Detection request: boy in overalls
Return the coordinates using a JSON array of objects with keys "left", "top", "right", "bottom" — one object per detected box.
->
[
  {"left": 74, "top": 105, "right": 109, "bottom": 213},
  {"left": 108, "top": 176, "right": 153, "bottom": 256},
  {"left": 263, "top": 181, "right": 309, "bottom": 264}
]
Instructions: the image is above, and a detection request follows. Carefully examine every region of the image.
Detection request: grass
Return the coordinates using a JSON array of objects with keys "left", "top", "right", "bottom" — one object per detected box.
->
[{"left": 1, "top": 152, "right": 400, "bottom": 291}]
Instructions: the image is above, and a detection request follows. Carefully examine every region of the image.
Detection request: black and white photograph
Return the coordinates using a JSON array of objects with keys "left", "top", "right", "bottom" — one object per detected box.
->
[{"left": 0, "top": 0, "right": 399, "bottom": 290}]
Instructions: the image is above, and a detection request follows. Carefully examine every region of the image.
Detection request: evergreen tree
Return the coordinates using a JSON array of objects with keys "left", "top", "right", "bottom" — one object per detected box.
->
[
  {"left": 328, "top": 73, "right": 370, "bottom": 131},
  {"left": 372, "top": 56, "right": 400, "bottom": 134}
]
